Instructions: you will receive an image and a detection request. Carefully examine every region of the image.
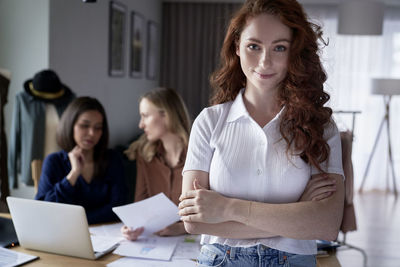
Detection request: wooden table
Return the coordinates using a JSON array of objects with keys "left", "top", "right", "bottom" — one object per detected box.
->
[
  {"left": 2, "top": 213, "right": 341, "bottom": 266},
  {"left": 11, "top": 246, "right": 121, "bottom": 267},
  {"left": 8, "top": 247, "right": 340, "bottom": 267}
]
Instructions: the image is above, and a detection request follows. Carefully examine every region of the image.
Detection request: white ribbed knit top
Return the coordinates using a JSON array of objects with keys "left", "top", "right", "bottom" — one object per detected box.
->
[{"left": 183, "top": 90, "right": 344, "bottom": 255}]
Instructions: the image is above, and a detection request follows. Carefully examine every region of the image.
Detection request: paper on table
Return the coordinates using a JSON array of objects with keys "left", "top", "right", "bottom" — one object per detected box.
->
[
  {"left": 112, "top": 193, "right": 180, "bottom": 236},
  {"left": 90, "top": 235, "right": 123, "bottom": 253},
  {"left": 0, "top": 247, "right": 39, "bottom": 267},
  {"left": 107, "top": 257, "right": 196, "bottom": 267},
  {"left": 113, "top": 235, "right": 180, "bottom": 261},
  {"left": 171, "top": 235, "right": 201, "bottom": 260},
  {"left": 89, "top": 222, "right": 124, "bottom": 237},
  {"left": 89, "top": 223, "right": 124, "bottom": 253}
]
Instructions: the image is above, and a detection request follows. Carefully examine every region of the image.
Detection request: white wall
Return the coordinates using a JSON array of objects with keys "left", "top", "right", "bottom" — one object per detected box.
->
[
  {"left": 0, "top": 0, "right": 161, "bottom": 197},
  {"left": 0, "top": 0, "right": 161, "bottom": 151},
  {"left": 49, "top": 0, "right": 161, "bottom": 147},
  {"left": 0, "top": 0, "right": 50, "bottom": 146}
]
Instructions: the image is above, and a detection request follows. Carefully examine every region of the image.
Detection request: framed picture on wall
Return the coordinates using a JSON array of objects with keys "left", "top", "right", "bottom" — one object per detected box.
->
[
  {"left": 146, "top": 21, "right": 158, "bottom": 80},
  {"left": 130, "top": 12, "right": 145, "bottom": 78},
  {"left": 108, "top": 1, "right": 126, "bottom": 77}
]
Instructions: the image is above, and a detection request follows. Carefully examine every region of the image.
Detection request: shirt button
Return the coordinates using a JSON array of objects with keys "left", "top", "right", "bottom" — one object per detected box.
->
[{"left": 257, "top": 169, "right": 262, "bottom": 175}]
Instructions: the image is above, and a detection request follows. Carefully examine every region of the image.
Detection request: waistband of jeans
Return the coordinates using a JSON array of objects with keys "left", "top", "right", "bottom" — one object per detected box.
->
[{"left": 213, "top": 243, "right": 284, "bottom": 257}]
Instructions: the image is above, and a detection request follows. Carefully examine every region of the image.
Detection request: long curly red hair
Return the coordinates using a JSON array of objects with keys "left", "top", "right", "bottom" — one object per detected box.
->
[{"left": 210, "top": 0, "right": 332, "bottom": 172}]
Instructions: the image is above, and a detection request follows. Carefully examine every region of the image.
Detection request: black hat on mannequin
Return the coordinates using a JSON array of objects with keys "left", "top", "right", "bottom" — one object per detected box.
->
[{"left": 23, "top": 69, "right": 73, "bottom": 102}]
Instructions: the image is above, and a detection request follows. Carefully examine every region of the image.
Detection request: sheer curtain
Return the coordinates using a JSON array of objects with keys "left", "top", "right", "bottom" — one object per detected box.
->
[
  {"left": 305, "top": 5, "right": 400, "bottom": 191},
  {"left": 160, "top": 2, "right": 240, "bottom": 119},
  {"left": 160, "top": 3, "right": 400, "bottom": 191}
]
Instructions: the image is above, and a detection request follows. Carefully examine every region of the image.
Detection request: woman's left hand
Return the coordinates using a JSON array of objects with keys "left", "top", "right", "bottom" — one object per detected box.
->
[
  {"left": 121, "top": 225, "right": 144, "bottom": 241},
  {"left": 154, "top": 221, "right": 187, "bottom": 236},
  {"left": 178, "top": 180, "right": 230, "bottom": 224},
  {"left": 300, "top": 173, "right": 337, "bottom": 202}
]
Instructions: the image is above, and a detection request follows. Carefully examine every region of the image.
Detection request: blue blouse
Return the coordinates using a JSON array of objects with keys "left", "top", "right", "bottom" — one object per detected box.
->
[{"left": 35, "top": 149, "right": 127, "bottom": 224}]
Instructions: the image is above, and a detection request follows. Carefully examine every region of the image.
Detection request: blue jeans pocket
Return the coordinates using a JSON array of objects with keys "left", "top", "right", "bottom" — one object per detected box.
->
[
  {"left": 285, "top": 253, "right": 316, "bottom": 267},
  {"left": 197, "top": 244, "right": 228, "bottom": 266}
]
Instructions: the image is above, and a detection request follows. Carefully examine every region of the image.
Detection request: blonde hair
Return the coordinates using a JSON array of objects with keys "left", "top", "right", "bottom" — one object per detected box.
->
[{"left": 124, "top": 87, "right": 191, "bottom": 162}]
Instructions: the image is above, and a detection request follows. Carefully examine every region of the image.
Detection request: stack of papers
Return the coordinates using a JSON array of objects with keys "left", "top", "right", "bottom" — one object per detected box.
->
[
  {"left": 113, "top": 236, "right": 180, "bottom": 261},
  {"left": 106, "top": 193, "right": 201, "bottom": 266},
  {"left": 107, "top": 258, "right": 196, "bottom": 267},
  {"left": 90, "top": 222, "right": 124, "bottom": 237},
  {"left": 111, "top": 193, "right": 182, "bottom": 261},
  {"left": 108, "top": 235, "right": 201, "bottom": 267},
  {"left": 172, "top": 235, "right": 201, "bottom": 260},
  {"left": 89, "top": 223, "right": 125, "bottom": 253},
  {"left": 90, "top": 235, "right": 124, "bottom": 253}
]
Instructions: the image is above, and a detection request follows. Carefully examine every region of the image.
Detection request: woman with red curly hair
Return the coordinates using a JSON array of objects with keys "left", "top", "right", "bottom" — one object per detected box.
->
[{"left": 179, "top": 0, "right": 344, "bottom": 266}]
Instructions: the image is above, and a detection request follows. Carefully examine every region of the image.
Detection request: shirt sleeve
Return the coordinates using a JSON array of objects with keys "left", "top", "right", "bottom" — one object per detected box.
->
[
  {"left": 183, "top": 108, "right": 216, "bottom": 174},
  {"left": 34, "top": 153, "right": 77, "bottom": 203},
  {"left": 86, "top": 150, "right": 127, "bottom": 224},
  {"left": 311, "top": 120, "right": 345, "bottom": 178}
]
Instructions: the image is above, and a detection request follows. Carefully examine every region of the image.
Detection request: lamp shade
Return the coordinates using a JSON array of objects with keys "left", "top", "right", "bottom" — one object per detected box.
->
[
  {"left": 371, "top": 78, "right": 400, "bottom": 95},
  {"left": 338, "top": 1, "right": 384, "bottom": 35}
]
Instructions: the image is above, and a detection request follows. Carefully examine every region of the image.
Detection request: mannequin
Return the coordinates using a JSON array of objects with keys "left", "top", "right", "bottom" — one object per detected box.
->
[
  {"left": 8, "top": 69, "right": 75, "bottom": 188},
  {"left": 0, "top": 69, "right": 10, "bottom": 211}
]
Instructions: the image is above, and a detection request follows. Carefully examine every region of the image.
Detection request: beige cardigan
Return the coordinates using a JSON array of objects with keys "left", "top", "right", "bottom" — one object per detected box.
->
[{"left": 134, "top": 146, "right": 185, "bottom": 206}]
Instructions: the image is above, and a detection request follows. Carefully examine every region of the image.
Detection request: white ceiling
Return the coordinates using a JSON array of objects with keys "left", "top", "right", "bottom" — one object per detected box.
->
[{"left": 163, "top": 0, "right": 400, "bottom": 7}]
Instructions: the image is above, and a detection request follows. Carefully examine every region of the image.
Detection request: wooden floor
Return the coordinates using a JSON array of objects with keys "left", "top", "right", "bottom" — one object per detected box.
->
[{"left": 335, "top": 191, "right": 400, "bottom": 267}]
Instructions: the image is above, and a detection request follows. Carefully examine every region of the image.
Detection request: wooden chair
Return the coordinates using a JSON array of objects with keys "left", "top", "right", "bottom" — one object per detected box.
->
[
  {"left": 31, "top": 159, "right": 43, "bottom": 193},
  {"left": 332, "top": 111, "right": 367, "bottom": 267}
]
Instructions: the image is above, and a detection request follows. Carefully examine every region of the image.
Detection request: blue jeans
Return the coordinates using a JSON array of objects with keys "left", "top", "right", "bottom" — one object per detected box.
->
[{"left": 197, "top": 244, "right": 316, "bottom": 267}]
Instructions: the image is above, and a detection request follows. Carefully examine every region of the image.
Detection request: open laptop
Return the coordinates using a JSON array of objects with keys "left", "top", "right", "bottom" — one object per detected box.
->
[{"left": 6, "top": 197, "right": 118, "bottom": 260}]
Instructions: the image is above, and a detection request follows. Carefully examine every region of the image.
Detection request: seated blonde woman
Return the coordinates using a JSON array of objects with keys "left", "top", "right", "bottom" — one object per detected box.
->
[{"left": 121, "top": 87, "right": 191, "bottom": 240}]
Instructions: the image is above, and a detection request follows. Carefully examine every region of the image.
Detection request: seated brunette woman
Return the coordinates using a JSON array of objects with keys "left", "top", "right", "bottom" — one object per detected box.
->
[
  {"left": 35, "top": 97, "right": 127, "bottom": 224},
  {"left": 121, "top": 87, "right": 191, "bottom": 240}
]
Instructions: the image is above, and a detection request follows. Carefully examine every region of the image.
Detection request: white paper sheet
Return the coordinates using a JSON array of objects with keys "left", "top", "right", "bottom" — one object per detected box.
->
[
  {"left": 113, "top": 235, "right": 180, "bottom": 261},
  {"left": 90, "top": 235, "right": 123, "bottom": 253},
  {"left": 107, "top": 257, "right": 196, "bottom": 267},
  {"left": 171, "top": 235, "right": 201, "bottom": 260},
  {"left": 112, "top": 193, "right": 180, "bottom": 236},
  {"left": 89, "top": 223, "right": 124, "bottom": 253},
  {"left": 89, "top": 222, "right": 124, "bottom": 237},
  {"left": 0, "top": 247, "right": 38, "bottom": 267}
]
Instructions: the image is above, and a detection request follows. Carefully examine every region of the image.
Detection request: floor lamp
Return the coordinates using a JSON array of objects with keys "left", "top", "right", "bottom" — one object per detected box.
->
[{"left": 359, "top": 78, "right": 400, "bottom": 196}]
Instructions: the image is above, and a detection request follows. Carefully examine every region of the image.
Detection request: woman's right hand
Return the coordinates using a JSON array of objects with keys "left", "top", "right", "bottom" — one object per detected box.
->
[
  {"left": 300, "top": 174, "right": 337, "bottom": 202},
  {"left": 121, "top": 225, "right": 144, "bottom": 241},
  {"left": 68, "top": 146, "right": 85, "bottom": 173},
  {"left": 66, "top": 146, "right": 85, "bottom": 186}
]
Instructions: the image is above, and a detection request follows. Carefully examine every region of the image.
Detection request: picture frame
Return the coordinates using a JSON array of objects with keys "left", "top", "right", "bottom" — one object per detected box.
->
[
  {"left": 130, "top": 12, "right": 145, "bottom": 78},
  {"left": 108, "top": 1, "right": 127, "bottom": 77},
  {"left": 146, "top": 21, "right": 159, "bottom": 80}
]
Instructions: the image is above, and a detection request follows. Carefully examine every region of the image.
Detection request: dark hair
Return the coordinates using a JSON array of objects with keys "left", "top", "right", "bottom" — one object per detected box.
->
[
  {"left": 56, "top": 96, "right": 109, "bottom": 178},
  {"left": 210, "top": 0, "right": 331, "bottom": 171}
]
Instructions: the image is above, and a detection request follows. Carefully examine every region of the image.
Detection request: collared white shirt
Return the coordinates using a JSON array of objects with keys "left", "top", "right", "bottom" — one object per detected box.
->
[{"left": 183, "top": 90, "right": 344, "bottom": 255}]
